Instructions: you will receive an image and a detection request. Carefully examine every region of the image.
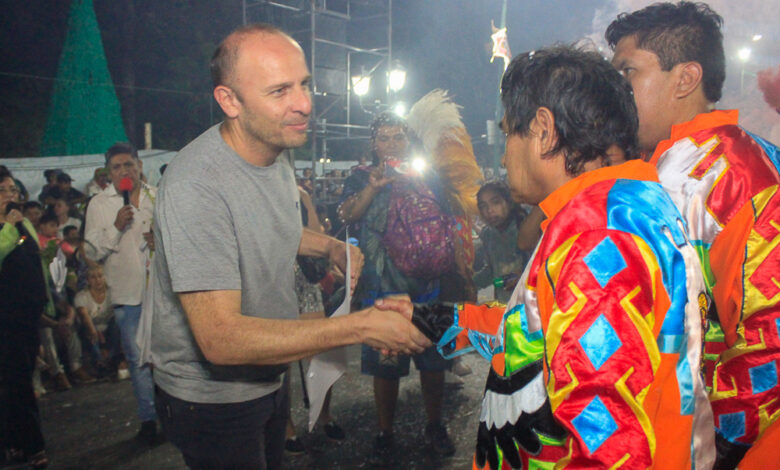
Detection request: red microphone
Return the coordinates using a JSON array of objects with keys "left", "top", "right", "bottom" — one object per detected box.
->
[{"left": 119, "top": 177, "right": 133, "bottom": 206}]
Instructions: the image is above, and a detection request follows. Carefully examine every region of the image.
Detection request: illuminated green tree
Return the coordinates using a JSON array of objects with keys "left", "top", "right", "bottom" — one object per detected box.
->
[{"left": 41, "top": 0, "right": 126, "bottom": 156}]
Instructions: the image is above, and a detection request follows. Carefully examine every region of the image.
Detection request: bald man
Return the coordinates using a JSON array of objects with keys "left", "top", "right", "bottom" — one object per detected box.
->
[{"left": 146, "top": 24, "right": 429, "bottom": 469}]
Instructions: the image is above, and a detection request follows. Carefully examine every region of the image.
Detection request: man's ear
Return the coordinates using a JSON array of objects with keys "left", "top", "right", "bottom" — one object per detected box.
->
[
  {"left": 674, "top": 62, "right": 703, "bottom": 100},
  {"left": 214, "top": 85, "right": 241, "bottom": 119},
  {"left": 531, "top": 107, "right": 557, "bottom": 155}
]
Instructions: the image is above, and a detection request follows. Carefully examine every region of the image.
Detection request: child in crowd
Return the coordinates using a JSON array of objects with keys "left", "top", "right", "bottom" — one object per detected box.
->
[
  {"left": 22, "top": 201, "right": 43, "bottom": 227},
  {"left": 473, "top": 181, "right": 531, "bottom": 303},
  {"left": 74, "top": 265, "right": 119, "bottom": 377},
  {"left": 36, "top": 210, "right": 60, "bottom": 251},
  {"left": 50, "top": 194, "right": 82, "bottom": 237}
]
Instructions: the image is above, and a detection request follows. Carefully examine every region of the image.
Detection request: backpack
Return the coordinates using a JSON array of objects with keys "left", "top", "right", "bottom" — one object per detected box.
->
[{"left": 383, "top": 178, "right": 455, "bottom": 279}]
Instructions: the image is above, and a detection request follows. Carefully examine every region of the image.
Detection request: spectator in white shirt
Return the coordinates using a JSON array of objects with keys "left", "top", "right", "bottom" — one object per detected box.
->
[
  {"left": 86, "top": 168, "right": 110, "bottom": 196},
  {"left": 84, "top": 142, "right": 158, "bottom": 445}
]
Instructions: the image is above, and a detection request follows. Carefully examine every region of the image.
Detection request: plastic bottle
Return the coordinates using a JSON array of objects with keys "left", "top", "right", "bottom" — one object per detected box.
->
[{"left": 493, "top": 272, "right": 520, "bottom": 290}]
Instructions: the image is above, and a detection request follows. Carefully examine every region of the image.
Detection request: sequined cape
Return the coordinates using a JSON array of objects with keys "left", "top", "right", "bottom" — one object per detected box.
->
[
  {"left": 650, "top": 110, "right": 780, "bottom": 466},
  {"left": 447, "top": 161, "right": 715, "bottom": 469}
]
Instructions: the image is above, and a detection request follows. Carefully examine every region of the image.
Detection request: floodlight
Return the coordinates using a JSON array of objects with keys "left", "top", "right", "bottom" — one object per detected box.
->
[
  {"left": 388, "top": 64, "right": 407, "bottom": 92},
  {"left": 738, "top": 47, "right": 751, "bottom": 62},
  {"left": 351, "top": 75, "right": 371, "bottom": 96}
]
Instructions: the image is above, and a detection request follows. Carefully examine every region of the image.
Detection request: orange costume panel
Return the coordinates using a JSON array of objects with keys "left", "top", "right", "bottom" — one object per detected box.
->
[
  {"left": 437, "top": 162, "right": 715, "bottom": 469},
  {"left": 651, "top": 110, "right": 780, "bottom": 466}
]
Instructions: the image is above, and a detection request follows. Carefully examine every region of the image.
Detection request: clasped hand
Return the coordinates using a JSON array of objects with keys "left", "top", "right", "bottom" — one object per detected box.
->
[{"left": 361, "top": 295, "right": 431, "bottom": 356}]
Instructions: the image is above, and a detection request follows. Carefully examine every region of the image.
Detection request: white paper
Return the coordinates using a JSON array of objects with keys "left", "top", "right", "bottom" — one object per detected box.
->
[{"left": 305, "top": 233, "right": 352, "bottom": 431}]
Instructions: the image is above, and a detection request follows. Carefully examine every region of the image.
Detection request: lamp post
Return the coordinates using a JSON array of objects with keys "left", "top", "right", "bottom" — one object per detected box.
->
[{"left": 738, "top": 47, "right": 751, "bottom": 94}]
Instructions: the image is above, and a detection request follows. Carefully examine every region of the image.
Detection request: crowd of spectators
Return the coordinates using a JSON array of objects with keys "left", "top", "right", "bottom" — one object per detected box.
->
[
  {"left": 1, "top": 165, "right": 136, "bottom": 396},
  {"left": 1, "top": 151, "right": 531, "bottom": 467}
]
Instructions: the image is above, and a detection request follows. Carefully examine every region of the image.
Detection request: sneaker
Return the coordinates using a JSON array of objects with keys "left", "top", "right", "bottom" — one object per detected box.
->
[
  {"left": 33, "top": 370, "right": 48, "bottom": 398},
  {"left": 53, "top": 373, "right": 72, "bottom": 392},
  {"left": 369, "top": 431, "right": 394, "bottom": 467},
  {"left": 116, "top": 367, "right": 131, "bottom": 381},
  {"left": 323, "top": 421, "right": 345, "bottom": 441},
  {"left": 71, "top": 367, "right": 96, "bottom": 384},
  {"left": 284, "top": 436, "right": 305, "bottom": 455},
  {"left": 451, "top": 357, "right": 473, "bottom": 377},
  {"left": 136, "top": 420, "right": 157, "bottom": 446},
  {"left": 425, "top": 422, "right": 455, "bottom": 457}
]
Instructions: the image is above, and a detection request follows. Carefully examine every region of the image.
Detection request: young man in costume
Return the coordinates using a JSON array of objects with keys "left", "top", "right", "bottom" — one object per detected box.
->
[
  {"left": 380, "top": 45, "right": 716, "bottom": 469},
  {"left": 607, "top": 3, "right": 780, "bottom": 468}
]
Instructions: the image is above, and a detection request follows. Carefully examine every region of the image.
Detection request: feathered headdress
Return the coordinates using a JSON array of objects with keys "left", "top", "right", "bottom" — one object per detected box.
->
[{"left": 406, "top": 89, "right": 484, "bottom": 217}]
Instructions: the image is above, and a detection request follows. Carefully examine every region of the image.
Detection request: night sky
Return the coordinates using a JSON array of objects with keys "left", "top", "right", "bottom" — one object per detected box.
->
[{"left": 1, "top": 0, "right": 777, "bottom": 159}]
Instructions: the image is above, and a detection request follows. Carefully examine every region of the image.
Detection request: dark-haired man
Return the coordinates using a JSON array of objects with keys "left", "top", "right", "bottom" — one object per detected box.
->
[
  {"left": 380, "top": 45, "right": 715, "bottom": 469},
  {"left": 56, "top": 173, "right": 86, "bottom": 206},
  {"left": 85, "top": 141, "right": 158, "bottom": 445},
  {"left": 145, "top": 23, "right": 428, "bottom": 469},
  {"left": 607, "top": 3, "right": 780, "bottom": 467}
]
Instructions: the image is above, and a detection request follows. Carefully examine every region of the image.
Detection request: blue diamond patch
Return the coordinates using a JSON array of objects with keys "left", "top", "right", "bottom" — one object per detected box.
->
[
  {"left": 579, "top": 314, "right": 622, "bottom": 371},
  {"left": 571, "top": 396, "right": 618, "bottom": 454},
  {"left": 583, "top": 236, "right": 627, "bottom": 288},
  {"left": 749, "top": 361, "right": 778, "bottom": 395},
  {"left": 718, "top": 411, "right": 746, "bottom": 441}
]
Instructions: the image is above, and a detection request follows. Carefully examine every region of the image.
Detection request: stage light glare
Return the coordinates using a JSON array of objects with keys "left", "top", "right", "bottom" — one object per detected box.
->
[
  {"left": 393, "top": 102, "right": 407, "bottom": 117},
  {"left": 738, "top": 47, "right": 751, "bottom": 62},
  {"left": 411, "top": 156, "right": 427, "bottom": 173},
  {"left": 752, "top": 34, "right": 762, "bottom": 42}
]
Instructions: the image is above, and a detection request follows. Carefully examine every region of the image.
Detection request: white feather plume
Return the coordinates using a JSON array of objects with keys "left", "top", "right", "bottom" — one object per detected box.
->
[{"left": 406, "top": 89, "right": 466, "bottom": 154}]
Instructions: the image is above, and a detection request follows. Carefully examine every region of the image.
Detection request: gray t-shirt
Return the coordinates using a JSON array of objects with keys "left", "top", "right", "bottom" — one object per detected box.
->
[{"left": 148, "top": 124, "right": 302, "bottom": 404}]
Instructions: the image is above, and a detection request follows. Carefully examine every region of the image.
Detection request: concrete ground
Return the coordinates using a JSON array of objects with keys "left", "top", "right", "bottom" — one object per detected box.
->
[{"left": 37, "top": 346, "right": 488, "bottom": 469}]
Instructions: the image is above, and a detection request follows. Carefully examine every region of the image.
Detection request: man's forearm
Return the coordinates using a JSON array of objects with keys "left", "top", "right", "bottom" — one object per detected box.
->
[
  {"left": 298, "top": 228, "right": 338, "bottom": 258},
  {"left": 199, "top": 313, "right": 367, "bottom": 365},
  {"left": 181, "top": 289, "right": 426, "bottom": 366}
]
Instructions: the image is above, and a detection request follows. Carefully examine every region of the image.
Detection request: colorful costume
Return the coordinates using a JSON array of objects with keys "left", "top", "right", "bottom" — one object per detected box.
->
[
  {"left": 420, "top": 161, "right": 715, "bottom": 469},
  {"left": 650, "top": 110, "right": 780, "bottom": 466}
]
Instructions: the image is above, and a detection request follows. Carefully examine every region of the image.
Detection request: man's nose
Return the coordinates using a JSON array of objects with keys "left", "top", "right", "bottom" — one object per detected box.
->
[{"left": 292, "top": 86, "right": 312, "bottom": 115}]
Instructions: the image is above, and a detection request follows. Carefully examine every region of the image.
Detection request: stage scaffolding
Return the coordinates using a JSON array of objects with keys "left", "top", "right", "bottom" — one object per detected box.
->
[{"left": 242, "top": 0, "right": 395, "bottom": 166}]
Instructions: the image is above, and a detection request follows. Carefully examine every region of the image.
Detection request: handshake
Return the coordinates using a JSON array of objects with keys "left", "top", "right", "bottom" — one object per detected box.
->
[{"left": 360, "top": 296, "right": 455, "bottom": 357}]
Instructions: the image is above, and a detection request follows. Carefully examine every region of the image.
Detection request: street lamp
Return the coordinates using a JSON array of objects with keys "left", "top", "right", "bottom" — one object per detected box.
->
[
  {"left": 388, "top": 62, "right": 407, "bottom": 92},
  {"left": 351, "top": 74, "right": 371, "bottom": 96},
  {"left": 738, "top": 47, "right": 751, "bottom": 93}
]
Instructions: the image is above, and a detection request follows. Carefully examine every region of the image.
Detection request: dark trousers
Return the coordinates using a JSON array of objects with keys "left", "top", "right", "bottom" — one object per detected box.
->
[
  {"left": 0, "top": 321, "right": 45, "bottom": 456},
  {"left": 155, "top": 376, "right": 289, "bottom": 470}
]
